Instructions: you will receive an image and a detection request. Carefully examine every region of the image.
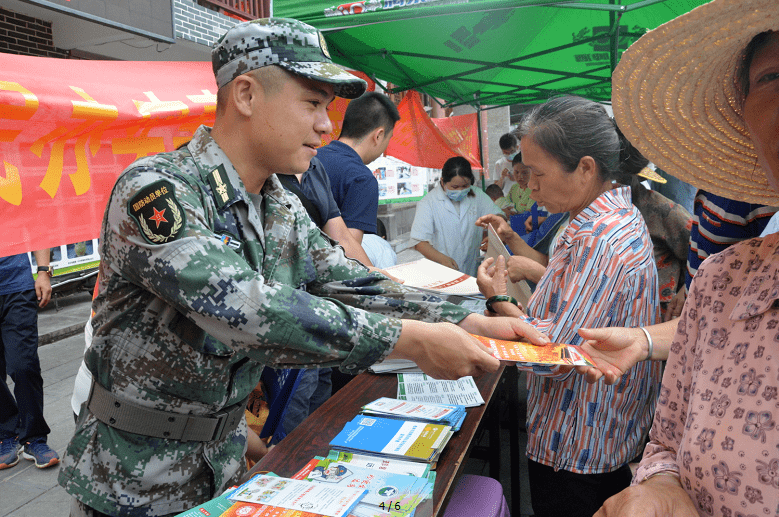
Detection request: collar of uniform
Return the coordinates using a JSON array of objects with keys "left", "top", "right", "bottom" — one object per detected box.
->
[
  {"left": 728, "top": 236, "right": 779, "bottom": 321},
  {"left": 262, "top": 173, "right": 296, "bottom": 210},
  {"left": 187, "top": 126, "right": 248, "bottom": 211},
  {"left": 558, "top": 186, "right": 632, "bottom": 248}
]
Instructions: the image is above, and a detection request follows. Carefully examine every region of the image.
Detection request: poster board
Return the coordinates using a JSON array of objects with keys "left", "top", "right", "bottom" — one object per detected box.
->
[{"left": 368, "top": 156, "right": 429, "bottom": 204}]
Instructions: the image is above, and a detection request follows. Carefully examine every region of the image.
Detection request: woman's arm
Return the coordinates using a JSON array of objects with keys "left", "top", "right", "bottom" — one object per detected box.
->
[
  {"left": 414, "top": 241, "right": 459, "bottom": 270},
  {"left": 575, "top": 319, "right": 679, "bottom": 384},
  {"left": 476, "top": 256, "right": 527, "bottom": 318},
  {"left": 475, "top": 213, "right": 549, "bottom": 266}
]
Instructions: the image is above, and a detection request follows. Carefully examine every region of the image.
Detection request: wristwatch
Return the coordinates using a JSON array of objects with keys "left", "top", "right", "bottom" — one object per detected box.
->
[
  {"left": 485, "top": 295, "right": 519, "bottom": 314},
  {"left": 36, "top": 265, "right": 53, "bottom": 277}
]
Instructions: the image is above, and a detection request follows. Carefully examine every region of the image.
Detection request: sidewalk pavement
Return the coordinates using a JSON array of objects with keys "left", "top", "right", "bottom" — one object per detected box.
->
[
  {"left": 1, "top": 282, "right": 534, "bottom": 517},
  {"left": 2, "top": 290, "right": 92, "bottom": 517}
]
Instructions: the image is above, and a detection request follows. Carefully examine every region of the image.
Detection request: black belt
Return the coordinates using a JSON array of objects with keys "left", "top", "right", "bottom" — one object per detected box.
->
[{"left": 87, "top": 380, "right": 246, "bottom": 442}]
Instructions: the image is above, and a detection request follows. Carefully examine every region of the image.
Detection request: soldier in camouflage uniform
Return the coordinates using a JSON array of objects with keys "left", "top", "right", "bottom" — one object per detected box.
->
[{"left": 59, "top": 18, "right": 546, "bottom": 517}]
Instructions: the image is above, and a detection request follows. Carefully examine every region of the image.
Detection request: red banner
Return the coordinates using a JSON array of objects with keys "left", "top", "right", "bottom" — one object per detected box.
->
[
  {"left": 0, "top": 53, "right": 219, "bottom": 256},
  {"left": 432, "top": 112, "right": 481, "bottom": 168},
  {"left": 385, "top": 91, "right": 481, "bottom": 171},
  {"left": 0, "top": 52, "right": 476, "bottom": 256}
]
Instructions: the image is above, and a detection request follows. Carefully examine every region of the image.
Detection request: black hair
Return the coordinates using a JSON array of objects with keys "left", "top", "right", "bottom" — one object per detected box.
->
[
  {"left": 441, "top": 156, "right": 476, "bottom": 197},
  {"left": 737, "top": 31, "right": 775, "bottom": 106},
  {"left": 519, "top": 96, "right": 620, "bottom": 182},
  {"left": 339, "top": 91, "right": 400, "bottom": 141},
  {"left": 613, "top": 125, "right": 650, "bottom": 204},
  {"left": 511, "top": 152, "right": 524, "bottom": 166},
  {"left": 376, "top": 218, "right": 388, "bottom": 239},
  {"left": 498, "top": 133, "right": 518, "bottom": 151},
  {"left": 485, "top": 184, "right": 504, "bottom": 200}
]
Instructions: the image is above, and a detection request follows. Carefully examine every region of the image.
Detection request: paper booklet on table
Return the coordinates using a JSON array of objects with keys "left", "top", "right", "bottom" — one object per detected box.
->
[
  {"left": 227, "top": 474, "right": 366, "bottom": 517},
  {"left": 301, "top": 458, "right": 433, "bottom": 516},
  {"left": 382, "top": 258, "right": 481, "bottom": 297},
  {"left": 471, "top": 334, "right": 594, "bottom": 367},
  {"left": 329, "top": 415, "right": 453, "bottom": 465},
  {"left": 325, "top": 450, "right": 431, "bottom": 478},
  {"left": 361, "top": 397, "right": 467, "bottom": 432},
  {"left": 368, "top": 358, "right": 423, "bottom": 375},
  {"left": 396, "top": 373, "right": 484, "bottom": 408},
  {"left": 485, "top": 223, "right": 532, "bottom": 307}
]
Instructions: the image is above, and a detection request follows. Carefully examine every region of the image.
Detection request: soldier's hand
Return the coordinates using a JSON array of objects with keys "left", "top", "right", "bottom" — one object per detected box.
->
[
  {"left": 457, "top": 313, "right": 549, "bottom": 346},
  {"left": 390, "top": 320, "right": 500, "bottom": 380}
]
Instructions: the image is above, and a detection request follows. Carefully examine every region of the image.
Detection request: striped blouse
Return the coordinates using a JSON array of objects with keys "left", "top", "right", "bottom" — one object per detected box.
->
[{"left": 524, "top": 186, "right": 664, "bottom": 474}]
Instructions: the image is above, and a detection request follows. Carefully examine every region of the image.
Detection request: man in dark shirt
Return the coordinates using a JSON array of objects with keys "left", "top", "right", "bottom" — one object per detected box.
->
[{"left": 317, "top": 92, "right": 400, "bottom": 243}]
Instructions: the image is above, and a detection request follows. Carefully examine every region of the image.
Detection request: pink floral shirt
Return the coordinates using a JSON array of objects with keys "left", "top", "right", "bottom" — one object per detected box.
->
[{"left": 635, "top": 235, "right": 779, "bottom": 516}]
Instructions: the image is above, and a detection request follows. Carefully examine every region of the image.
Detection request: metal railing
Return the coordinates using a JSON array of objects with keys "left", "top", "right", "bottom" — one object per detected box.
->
[{"left": 200, "top": 0, "right": 270, "bottom": 20}]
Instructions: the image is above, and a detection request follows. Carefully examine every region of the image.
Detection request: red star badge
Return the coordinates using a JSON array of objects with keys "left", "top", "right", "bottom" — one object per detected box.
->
[{"left": 148, "top": 207, "right": 168, "bottom": 228}]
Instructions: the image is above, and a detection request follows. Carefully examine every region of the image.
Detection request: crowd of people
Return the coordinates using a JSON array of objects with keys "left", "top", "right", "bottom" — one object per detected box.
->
[{"left": 0, "top": 1, "right": 776, "bottom": 516}]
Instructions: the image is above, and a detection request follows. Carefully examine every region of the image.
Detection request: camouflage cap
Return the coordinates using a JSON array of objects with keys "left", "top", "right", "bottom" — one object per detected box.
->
[{"left": 212, "top": 18, "right": 367, "bottom": 99}]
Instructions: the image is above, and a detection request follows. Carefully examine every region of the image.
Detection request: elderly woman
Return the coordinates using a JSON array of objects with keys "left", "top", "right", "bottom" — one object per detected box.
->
[
  {"left": 476, "top": 95, "right": 663, "bottom": 517},
  {"left": 570, "top": 1, "right": 779, "bottom": 515}
]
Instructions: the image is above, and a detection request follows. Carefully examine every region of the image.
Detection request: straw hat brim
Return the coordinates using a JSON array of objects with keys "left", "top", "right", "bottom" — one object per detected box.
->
[
  {"left": 612, "top": 0, "right": 779, "bottom": 205},
  {"left": 637, "top": 167, "right": 667, "bottom": 184}
]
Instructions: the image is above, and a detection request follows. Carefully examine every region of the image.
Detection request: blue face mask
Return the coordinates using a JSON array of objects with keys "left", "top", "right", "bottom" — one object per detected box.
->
[
  {"left": 506, "top": 151, "right": 518, "bottom": 161},
  {"left": 445, "top": 186, "right": 471, "bottom": 202}
]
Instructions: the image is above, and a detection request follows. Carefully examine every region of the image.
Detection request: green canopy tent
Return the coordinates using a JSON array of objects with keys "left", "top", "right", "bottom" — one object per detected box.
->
[{"left": 274, "top": 0, "right": 707, "bottom": 110}]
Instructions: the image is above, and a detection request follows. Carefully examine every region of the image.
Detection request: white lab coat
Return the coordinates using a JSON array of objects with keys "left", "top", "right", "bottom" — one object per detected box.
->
[{"left": 410, "top": 186, "right": 502, "bottom": 277}]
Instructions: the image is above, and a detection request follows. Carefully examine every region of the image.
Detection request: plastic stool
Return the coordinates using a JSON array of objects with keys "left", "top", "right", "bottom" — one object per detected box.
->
[{"left": 442, "top": 474, "right": 510, "bottom": 517}]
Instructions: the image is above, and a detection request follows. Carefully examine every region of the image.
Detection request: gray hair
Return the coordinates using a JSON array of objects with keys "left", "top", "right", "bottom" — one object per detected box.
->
[{"left": 519, "top": 96, "right": 620, "bottom": 182}]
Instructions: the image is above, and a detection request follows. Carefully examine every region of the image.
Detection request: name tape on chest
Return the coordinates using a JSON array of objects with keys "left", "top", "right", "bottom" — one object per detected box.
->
[{"left": 127, "top": 179, "right": 187, "bottom": 245}]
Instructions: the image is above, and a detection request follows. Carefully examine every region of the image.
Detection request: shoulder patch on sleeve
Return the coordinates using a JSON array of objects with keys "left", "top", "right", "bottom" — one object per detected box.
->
[{"left": 127, "top": 179, "right": 186, "bottom": 245}]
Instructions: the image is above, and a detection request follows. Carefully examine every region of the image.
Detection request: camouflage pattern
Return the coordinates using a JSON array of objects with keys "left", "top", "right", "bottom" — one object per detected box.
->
[
  {"left": 58, "top": 125, "right": 471, "bottom": 516},
  {"left": 212, "top": 17, "right": 367, "bottom": 99}
]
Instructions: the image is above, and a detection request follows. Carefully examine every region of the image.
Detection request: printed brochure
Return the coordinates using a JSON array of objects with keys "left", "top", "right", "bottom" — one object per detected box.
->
[
  {"left": 330, "top": 416, "right": 452, "bottom": 464},
  {"left": 227, "top": 475, "right": 366, "bottom": 517},
  {"left": 472, "top": 334, "right": 594, "bottom": 366}
]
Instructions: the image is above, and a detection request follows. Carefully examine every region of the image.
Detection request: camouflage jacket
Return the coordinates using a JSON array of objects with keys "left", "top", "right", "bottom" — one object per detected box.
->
[{"left": 58, "top": 126, "right": 471, "bottom": 516}]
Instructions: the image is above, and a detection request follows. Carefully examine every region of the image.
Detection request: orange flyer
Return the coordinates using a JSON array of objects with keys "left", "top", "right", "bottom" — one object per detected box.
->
[{"left": 472, "top": 335, "right": 594, "bottom": 366}]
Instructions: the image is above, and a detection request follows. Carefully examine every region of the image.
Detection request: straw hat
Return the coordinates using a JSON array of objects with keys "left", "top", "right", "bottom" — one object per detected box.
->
[
  {"left": 612, "top": 0, "right": 779, "bottom": 205},
  {"left": 637, "top": 166, "right": 667, "bottom": 184}
]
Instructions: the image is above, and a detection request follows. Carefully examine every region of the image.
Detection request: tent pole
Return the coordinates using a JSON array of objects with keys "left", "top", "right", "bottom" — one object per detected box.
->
[
  {"left": 475, "top": 93, "right": 486, "bottom": 190},
  {"left": 609, "top": 1, "right": 624, "bottom": 73}
]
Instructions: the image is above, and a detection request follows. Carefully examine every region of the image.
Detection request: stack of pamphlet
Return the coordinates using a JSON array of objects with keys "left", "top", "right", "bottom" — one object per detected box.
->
[
  {"left": 325, "top": 451, "right": 431, "bottom": 477},
  {"left": 330, "top": 415, "right": 453, "bottom": 465},
  {"left": 382, "top": 258, "right": 481, "bottom": 297},
  {"left": 224, "top": 474, "right": 367, "bottom": 517},
  {"left": 368, "top": 358, "right": 422, "bottom": 375},
  {"left": 299, "top": 457, "right": 434, "bottom": 517},
  {"left": 396, "top": 373, "right": 485, "bottom": 408},
  {"left": 361, "top": 398, "right": 467, "bottom": 432}
]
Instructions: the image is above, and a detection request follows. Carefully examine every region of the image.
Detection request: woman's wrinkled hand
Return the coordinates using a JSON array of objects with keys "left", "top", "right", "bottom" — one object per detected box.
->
[
  {"left": 475, "top": 213, "right": 514, "bottom": 243},
  {"left": 477, "top": 256, "right": 509, "bottom": 299},
  {"left": 594, "top": 474, "right": 698, "bottom": 517},
  {"left": 574, "top": 327, "right": 648, "bottom": 384}
]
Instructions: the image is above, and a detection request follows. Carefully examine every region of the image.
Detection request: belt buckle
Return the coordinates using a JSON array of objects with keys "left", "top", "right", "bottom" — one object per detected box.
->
[
  {"left": 210, "top": 403, "right": 242, "bottom": 441},
  {"left": 210, "top": 408, "right": 230, "bottom": 441}
]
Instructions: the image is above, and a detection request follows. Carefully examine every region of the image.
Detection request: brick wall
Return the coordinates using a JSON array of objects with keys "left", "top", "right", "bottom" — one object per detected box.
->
[
  {"left": 174, "top": 0, "right": 238, "bottom": 47},
  {"left": 0, "top": 7, "right": 69, "bottom": 58}
]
